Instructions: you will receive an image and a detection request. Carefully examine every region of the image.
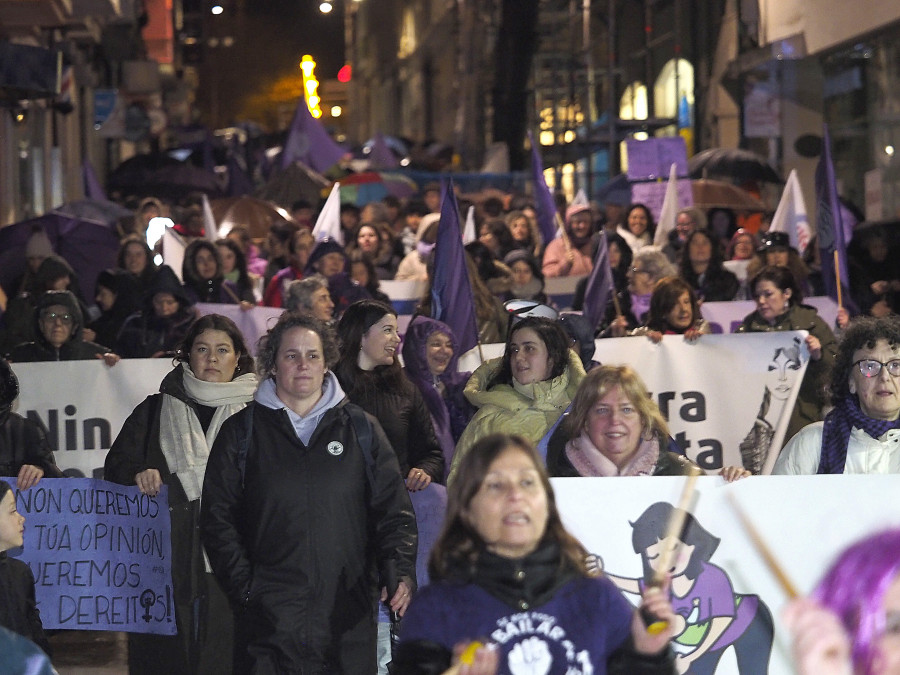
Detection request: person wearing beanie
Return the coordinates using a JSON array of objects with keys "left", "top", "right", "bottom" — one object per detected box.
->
[
  {"left": 6, "top": 290, "right": 118, "bottom": 364},
  {"left": 541, "top": 203, "right": 596, "bottom": 277},
  {"left": 503, "top": 249, "right": 550, "bottom": 305},
  {"left": 115, "top": 266, "right": 199, "bottom": 359},
  {"left": 0, "top": 358, "right": 62, "bottom": 489}
]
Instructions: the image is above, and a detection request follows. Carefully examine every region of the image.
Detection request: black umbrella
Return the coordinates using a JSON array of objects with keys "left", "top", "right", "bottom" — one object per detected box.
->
[
  {"left": 108, "top": 154, "right": 223, "bottom": 201},
  {"left": 688, "top": 148, "right": 782, "bottom": 184}
]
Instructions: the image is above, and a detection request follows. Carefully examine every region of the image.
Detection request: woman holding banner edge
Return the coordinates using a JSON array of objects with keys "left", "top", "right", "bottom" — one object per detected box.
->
[
  {"left": 737, "top": 266, "right": 837, "bottom": 457},
  {"left": 104, "top": 314, "right": 258, "bottom": 674}
]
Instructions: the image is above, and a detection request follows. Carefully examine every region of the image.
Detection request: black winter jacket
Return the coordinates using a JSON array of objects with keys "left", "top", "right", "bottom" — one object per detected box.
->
[
  {"left": 0, "top": 553, "right": 51, "bottom": 656},
  {"left": 336, "top": 368, "right": 445, "bottom": 483},
  {"left": 200, "top": 400, "right": 418, "bottom": 674},
  {"left": 0, "top": 413, "right": 62, "bottom": 480}
]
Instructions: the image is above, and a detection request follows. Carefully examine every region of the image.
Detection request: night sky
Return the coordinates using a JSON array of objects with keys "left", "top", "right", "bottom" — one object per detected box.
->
[{"left": 198, "top": 0, "right": 345, "bottom": 128}]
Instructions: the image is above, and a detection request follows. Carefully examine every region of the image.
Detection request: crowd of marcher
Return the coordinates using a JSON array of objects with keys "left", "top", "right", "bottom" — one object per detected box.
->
[{"left": 0, "top": 181, "right": 898, "bottom": 675}]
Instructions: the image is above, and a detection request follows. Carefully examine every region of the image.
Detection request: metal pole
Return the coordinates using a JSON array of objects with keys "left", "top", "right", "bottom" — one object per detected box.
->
[{"left": 607, "top": 0, "right": 617, "bottom": 177}]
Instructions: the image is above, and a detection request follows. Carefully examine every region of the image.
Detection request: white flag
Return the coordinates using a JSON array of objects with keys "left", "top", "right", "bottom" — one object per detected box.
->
[
  {"left": 462, "top": 205, "right": 477, "bottom": 245},
  {"left": 769, "top": 169, "right": 811, "bottom": 256},
  {"left": 311, "top": 183, "right": 344, "bottom": 245},
  {"left": 653, "top": 163, "right": 679, "bottom": 247},
  {"left": 202, "top": 194, "right": 218, "bottom": 241}
]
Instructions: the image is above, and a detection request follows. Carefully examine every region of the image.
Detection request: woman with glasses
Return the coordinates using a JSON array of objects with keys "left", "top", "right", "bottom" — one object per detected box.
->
[
  {"left": 601, "top": 248, "right": 676, "bottom": 338},
  {"left": 774, "top": 315, "right": 900, "bottom": 474},
  {"left": 738, "top": 266, "right": 837, "bottom": 448},
  {"left": 5, "top": 290, "right": 119, "bottom": 365}
]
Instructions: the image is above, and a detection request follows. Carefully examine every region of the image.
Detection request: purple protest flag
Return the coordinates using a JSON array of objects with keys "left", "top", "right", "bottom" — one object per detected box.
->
[
  {"left": 280, "top": 96, "right": 346, "bottom": 173},
  {"left": 528, "top": 131, "right": 560, "bottom": 245},
  {"left": 226, "top": 153, "right": 254, "bottom": 197},
  {"left": 82, "top": 159, "right": 107, "bottom": 201},
  {"left": 815, "top": 124, "right": 851, "bottom": 306},
  {"left": 430, "top": 178, "right": 480, "bottom": 355},
  {"left": 367, "top": 132, "right": 399, "bottom": 169},
  {"left": 581, "top": 231, "right": 615, "bottom": 332}
]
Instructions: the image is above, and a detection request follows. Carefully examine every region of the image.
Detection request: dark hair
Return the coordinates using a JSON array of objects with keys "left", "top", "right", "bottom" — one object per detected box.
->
[
  {"left": 268, "top": 221, "right": 298, "bottom": 248},
  {"left": 291, "top": 199, "right": 312, "bottom": 212},
  {"left": 479, "top": 219, "right": 515, "bottom": 257},
  {"left": 346, "top": 250, "right": 383, "bottom": 295},
  {"left": 216, "top": 238, "right": 252, "bottom": 290},
  {"left": 428, "top": 434, "right": 590, "bottom": 581},
  {"left": 256, "top": 313, "right": 340, "bottom": 377},
  {"left": 182, "top": 240, "right": 222, "bottom": 287},
  {"left": 403, "top": 200, "right": 429, "bottom": 218},
  {"left": 488, "top": 317, "right": 570, "bottom": 388},
  {"left": 679, "top": 229, "right": 726, "bottom": 279},
  {"left": 0, "top": 358, "right": 18, "bottom": 410},
  {"left": 624, "top": 203, "right": 656, "bottom": 239},
  {"left": 175, "top": 313, "right": 254, "bottom": 377},
  {"left": 749, "top": 265, "right": 803, "bottom": 306},
  {"left": 334, "top": 300, "right": 406, "bottom": 394},
  {"left": 116, "top": 234, "right": 155, "bottom": 274},
  {"left": 631, "top": 502, "right": 720, "bottom": 583},
  {"left": 0, "top": 480, "right": 11, "bottom": 504},
  {"left": 646, "top": 277, "right": 701, "bottom": 333},
  {"left": 830, "top": 315, "right": 900, "bottom": 403}
]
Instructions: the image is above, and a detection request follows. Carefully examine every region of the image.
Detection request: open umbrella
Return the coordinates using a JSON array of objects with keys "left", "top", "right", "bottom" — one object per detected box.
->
[
  {"left": 691, "top": 179, "right": 767, "bottom": 211},
  {"left": 108, "top": 153, "right": 223, "bottom": 200},
  {"left": 0, "top": 214, "right": 120, "bottom": 298},
  {"left": 688, "top": 148, "right": 782, "bottom": 184},
  {"left": 338, "top": 171, "right": 418, "bottom": 206},
  {"left": 51, "top": 199, "right": 134, "bottom": 228},
  {"left": 209, "top": 196, "right": 293, "bottom": 240},
  {"left": 257, "top": 161, "right": 331, "bottom": 210}
]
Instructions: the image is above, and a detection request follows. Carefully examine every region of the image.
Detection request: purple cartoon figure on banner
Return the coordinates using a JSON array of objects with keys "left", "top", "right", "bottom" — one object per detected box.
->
[{"left": 592, "top": 502, "right": 774, "bottom": 674}]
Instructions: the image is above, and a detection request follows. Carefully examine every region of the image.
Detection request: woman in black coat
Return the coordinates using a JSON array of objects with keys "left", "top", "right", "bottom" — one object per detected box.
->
[
  {"left": 335, "top": 300, "right": 445, "bottom": 488},
  {"left": 105, "top": 314, "right": 258, "bottom": 674}
]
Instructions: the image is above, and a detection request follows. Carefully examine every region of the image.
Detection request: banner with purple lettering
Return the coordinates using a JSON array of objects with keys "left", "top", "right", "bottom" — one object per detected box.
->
[{"left": 7, "top": 478, "right": 174, "bottom": 634}]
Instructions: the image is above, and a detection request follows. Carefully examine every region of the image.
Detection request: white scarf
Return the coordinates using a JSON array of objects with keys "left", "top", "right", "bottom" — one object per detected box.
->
[
  {"left": 159, "top": 363, "right": 258, "bottom": 501},
  {"left": 564, "top": 429, "right": 660, "bottom": 477}
]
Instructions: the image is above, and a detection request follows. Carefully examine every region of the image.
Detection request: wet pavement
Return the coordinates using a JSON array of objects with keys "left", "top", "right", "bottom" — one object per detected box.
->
[{"left": 49, "top": 630, "right": 128, "bottom": 674}]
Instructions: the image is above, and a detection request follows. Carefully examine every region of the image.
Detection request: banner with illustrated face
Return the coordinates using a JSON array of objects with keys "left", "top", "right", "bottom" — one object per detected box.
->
[
  {"left": 5, "top": 478, "right": 175, "bottom": 634},
  {"left": 459, "top": 332, "right": 811, "bottom": 474}
]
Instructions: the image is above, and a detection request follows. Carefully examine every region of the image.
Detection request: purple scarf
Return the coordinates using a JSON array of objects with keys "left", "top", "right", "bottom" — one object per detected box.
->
[{"left": 818, "top": 397, "right": 900, "bottom": 474}]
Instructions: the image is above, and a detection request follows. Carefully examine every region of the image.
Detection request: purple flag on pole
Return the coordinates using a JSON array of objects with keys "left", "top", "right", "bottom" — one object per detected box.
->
[
  {"left": 529, "top": 131, "right": 559, "bottom": 245},
  {"left": 280, "top": 96, "right": 346, "bottom": 173},
  {"left": 430, "top": 179, "right": 479, "bottom": 355},
  {"left": 815, "top": 124, "right": 851, "bottom": 305},
  {"left": 367, "top": 132, "right": 399, "bottom": 169},
  {"left": 226, "top": 154, "right": 254, "bottom": 197},
  {"left": 82, "top": 159, "right": 107, "bottom": 201},
  {"left": 581, "top": 232, "right": 614, "bottom": 332}
]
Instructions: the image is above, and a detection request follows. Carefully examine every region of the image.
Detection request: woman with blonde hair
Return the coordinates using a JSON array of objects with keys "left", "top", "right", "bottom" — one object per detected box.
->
[{"left": 546, "top": 364, "right": 749, "bottom": 480}]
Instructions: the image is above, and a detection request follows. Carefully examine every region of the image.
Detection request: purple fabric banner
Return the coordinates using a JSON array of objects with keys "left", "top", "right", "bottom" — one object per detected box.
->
[
  {"left": 82, "top": 159, "right": 107, "bottom": 202},
  {"left": 280, "top": 97, "right": 346, "bottom": 173},
  {"left": 581, "top": 232, "right": 614, "bottom": 333},
  {"left": 430, "top": 179, "right": 480, "bottom": 355},
  {"left": 814, "top": 125, "right": 851, "bottom": 306},
  {"left": 7, "top": 478, "right": 175, "bottom": 634},
  {"left": 528, "top": 131, "right": 560, "bottom": 245}
]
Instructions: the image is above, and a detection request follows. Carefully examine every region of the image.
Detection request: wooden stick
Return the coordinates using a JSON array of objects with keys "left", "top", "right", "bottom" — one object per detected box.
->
[
  {"left": 833, "top": 250, "right": 843, "bottom": 309},
  {"left": 652, "top": 469, "right": 701, "bottom": 584},
  {"left": 726, "top": 492, "right": 799, "bottom": 599},
  {"left": 611, "top": 292, "right": 623, "bottom": 318}
]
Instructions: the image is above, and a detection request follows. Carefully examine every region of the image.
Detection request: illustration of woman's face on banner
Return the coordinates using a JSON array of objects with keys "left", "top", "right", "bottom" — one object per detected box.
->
[{"left": 766, "top": 340, "right": 803, "bottom": 403}]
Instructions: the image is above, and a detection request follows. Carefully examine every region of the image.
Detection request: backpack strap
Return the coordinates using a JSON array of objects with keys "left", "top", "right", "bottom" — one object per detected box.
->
[
  {"left": 236, "top": 403, "right": 255, "bottom": 488},
  {"left": 345, "top": 404, "right": 376, "bottom": 488}
]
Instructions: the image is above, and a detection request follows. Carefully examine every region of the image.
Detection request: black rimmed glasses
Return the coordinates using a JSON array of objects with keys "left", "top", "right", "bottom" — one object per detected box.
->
[{"left": 854, "top": 359, "right": 900, "bottom": 378}]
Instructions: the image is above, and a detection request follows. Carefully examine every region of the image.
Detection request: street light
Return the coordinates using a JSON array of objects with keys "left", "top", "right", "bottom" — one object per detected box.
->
[{"left": 319, "top": 1, "right": 333, "bottom": 13}]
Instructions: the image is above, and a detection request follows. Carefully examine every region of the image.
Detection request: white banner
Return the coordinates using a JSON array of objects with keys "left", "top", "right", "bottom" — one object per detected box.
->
[
  {"left": 12, "top": 360, "right": 171, "bottom": 479},
  {"left": 459, "top": 332, "right": 811, "bottom": 474},
  {"left": 553, "top": 474, "right": 900, "bottom": 675}
]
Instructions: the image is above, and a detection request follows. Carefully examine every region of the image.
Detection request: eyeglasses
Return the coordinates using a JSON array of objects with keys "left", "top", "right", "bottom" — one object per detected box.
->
[
  {"left": 40, "top": 311, "right": 74, "bottom": 325},
  {"left": 854, "top": 359, "right": 900, "bottom": 378}
]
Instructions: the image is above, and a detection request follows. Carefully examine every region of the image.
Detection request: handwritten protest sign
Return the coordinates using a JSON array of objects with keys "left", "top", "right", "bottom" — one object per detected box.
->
[{"left": 7, "top": 478, "right": 175, "bottom": 634}]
